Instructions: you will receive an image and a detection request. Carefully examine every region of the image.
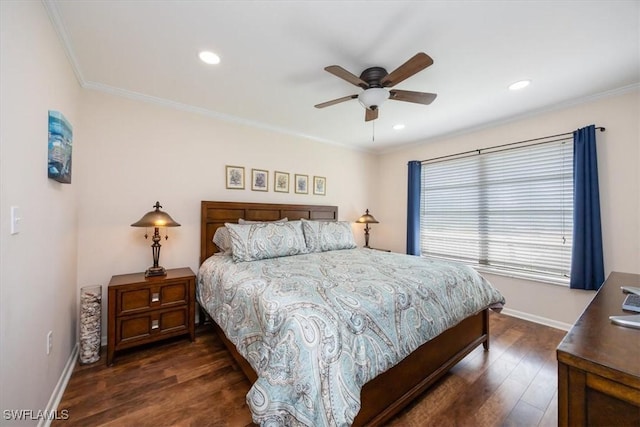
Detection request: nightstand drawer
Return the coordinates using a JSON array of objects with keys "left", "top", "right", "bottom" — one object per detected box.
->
[
  {"left": 116, "top": 307, "right": 188, "bottom": 347},
  {"left": 107, "top": 267, "right": 196, "bottom": 365},
  {"left": 117, "top": 280, "right": 189, "bottom": 315}
]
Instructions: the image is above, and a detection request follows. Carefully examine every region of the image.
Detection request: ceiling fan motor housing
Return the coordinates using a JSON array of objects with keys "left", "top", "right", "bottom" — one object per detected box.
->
[{"left": 359, "top": 67, "right": 388, "bottom": 88}]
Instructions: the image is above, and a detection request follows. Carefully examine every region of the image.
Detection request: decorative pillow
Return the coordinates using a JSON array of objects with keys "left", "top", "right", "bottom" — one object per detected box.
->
[
  {"left": 213, "top": 219, "right": 289, "bottom": 254},
  {"left": 301, "top": 219, "right": 357, "bottom": 252},
  {"left": 225, "top": 221, "right": 307, "bottom": 262},
  {"left": 212, "top": 226, "right": 232, "bottom": 254},
  {"left": 238, "top": 217, "right": 288, "bottom": 224}
]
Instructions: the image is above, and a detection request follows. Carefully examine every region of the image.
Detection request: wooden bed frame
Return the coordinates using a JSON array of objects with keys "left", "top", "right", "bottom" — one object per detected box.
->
[{"left": 200, "top": 201, "right": 490, "bottom": 426}]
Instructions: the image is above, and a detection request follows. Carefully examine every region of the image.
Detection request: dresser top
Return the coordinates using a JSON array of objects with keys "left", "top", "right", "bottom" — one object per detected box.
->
[{"left": 557, "top": 271, "right": 640, "bottom": 381}]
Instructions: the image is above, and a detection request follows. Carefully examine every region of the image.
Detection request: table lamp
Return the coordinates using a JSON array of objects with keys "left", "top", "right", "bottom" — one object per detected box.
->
[
  {"left": 131, "top": 201, "right": 180, "bottom": 277},
  {"left": 356, "top": 209, "right": 379, "bottom": 248}
]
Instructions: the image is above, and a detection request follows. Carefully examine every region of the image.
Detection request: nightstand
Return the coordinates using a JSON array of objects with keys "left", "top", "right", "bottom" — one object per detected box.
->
[{"left": 107, "top": 267, "right": 196, "bottom": 365}]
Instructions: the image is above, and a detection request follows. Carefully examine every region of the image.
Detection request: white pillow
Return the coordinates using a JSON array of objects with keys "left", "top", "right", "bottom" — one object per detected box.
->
[{"left": 225, "top": 221, "right": 307, "bottom": 262}]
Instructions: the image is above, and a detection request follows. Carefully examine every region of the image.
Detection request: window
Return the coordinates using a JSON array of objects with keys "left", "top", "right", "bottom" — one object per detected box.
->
[{"left": 420, "top": 138, "right": 573, "bottom": 283}]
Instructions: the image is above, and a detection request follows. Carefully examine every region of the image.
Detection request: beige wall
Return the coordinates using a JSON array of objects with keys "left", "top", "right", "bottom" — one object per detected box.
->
[
  {"left": 0, "top": 0, "right": 81, "bottom": 419},
  {"left": 375, "top": 89, "right": 640, "bottom": 327},
  {"left": 75, "top": 89, "right": 378, "bottom": 332},
  {"left": 2, "top": 0, "right": 638, "bottom": 417},
  {"left": 1, "top": 1, "right": 376, "bottom": 416}
]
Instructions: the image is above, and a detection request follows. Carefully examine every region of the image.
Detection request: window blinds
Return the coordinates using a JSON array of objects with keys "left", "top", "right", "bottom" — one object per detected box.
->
[{"left": 420, "top": 138, "right": 573, "bottom": 279}]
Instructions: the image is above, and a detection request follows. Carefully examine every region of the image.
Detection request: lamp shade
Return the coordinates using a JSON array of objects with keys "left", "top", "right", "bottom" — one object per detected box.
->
[
  {"left": 356, "top": 209, "right": 379, "bottom": 224},
  {"left": 131, "top": 201, "right": 180, "bottom": 228},
  {"left": 358, "top": 88, "right": 389, "bottom": 110}
]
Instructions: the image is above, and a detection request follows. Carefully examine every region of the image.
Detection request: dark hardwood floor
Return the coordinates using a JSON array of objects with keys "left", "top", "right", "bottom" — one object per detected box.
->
[{"left": 53, "top": 312, "right": 566, "bottom": 426}]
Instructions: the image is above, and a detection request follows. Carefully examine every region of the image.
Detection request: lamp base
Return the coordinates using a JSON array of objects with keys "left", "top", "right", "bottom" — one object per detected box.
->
[{"left": 145, "top": 266, "right": 166, "bottom": 278}]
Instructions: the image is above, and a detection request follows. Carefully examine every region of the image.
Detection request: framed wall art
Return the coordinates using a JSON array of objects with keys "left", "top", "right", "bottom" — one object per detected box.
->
[
  {"left": 294, "top": 174, "right": 308, "bottom": 194},
  {"left": 225, "top": 165, "right": 245, "bottom": 189},
  {"left": 48, "top": 110, "right": 73, "bottom": 184},
  {"left": 251, "top": 169, "right": 268, "bottom": 192},
  {"left": 274, "top": 171, "right": 289, "bottom": 193},
  {"left": 313, "top": 176, "right": 326, "bottom": 196}
]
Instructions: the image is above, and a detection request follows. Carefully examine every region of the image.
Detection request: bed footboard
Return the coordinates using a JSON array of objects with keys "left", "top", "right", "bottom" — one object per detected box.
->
[
  {"left": 354, "top": 309, "right": 489, "bottom": 426},
  {"left": 210, "top": 308, "right": 490, "bottom": 426}
]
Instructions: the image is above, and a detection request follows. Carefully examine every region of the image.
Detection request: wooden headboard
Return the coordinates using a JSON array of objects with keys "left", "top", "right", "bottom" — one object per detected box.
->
[{"left": 200, "top": 201, "right": 338, "bottom": 264}]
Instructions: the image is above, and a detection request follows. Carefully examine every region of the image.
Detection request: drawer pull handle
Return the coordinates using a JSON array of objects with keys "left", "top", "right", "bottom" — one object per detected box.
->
[
  {"left": 151, "top": 293, "right": 160, "bottom": 303},
  {"left": 151, "top": 320, "right": 159, "bottom": 330}
]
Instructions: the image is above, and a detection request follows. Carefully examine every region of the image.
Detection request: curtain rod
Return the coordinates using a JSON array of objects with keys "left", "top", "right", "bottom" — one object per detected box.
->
[{"left": 419, "top": 126, "right": 605, "bottom": 164}]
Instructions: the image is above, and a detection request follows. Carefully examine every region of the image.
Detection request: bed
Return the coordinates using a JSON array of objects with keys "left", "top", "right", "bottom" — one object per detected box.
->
[{"left": 198, "top": 201, "right": 505, "bottom": 426}]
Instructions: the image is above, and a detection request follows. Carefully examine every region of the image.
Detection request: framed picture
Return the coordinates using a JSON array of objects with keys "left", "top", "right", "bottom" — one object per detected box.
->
[
  {"left": 313, "top": 176, "right": 326, "bottom": 195},
  {"left": 251, "top": 169, "right": 268, "bottom": 191},
  {"left": 225, "top": 165, "right": 245, "bottom": 189},
  {"left": 294, "top": 174, "right": 308, "bottom": 194},
  {"left": 274, "top": 171, "right": 289, "bottom": 193},
  {"left": 48, "top": 110, "right": 73, "bottom": 184}
]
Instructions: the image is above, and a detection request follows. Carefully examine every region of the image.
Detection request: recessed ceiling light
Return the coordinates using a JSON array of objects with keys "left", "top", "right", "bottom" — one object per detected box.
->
[
  {"left": 393, "top": 124, "right": 406, "bottom": 130},
  {"left": 508, "top": 80, "right": 531, "bottom": 91},
  {"left": 198, "top": 50, "right": 220, "bottom": 65}
]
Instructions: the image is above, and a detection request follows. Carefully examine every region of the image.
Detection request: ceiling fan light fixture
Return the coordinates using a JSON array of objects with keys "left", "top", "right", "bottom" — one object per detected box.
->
[{"left": 358, "top": 87, "right": 389, "bottom": 110}]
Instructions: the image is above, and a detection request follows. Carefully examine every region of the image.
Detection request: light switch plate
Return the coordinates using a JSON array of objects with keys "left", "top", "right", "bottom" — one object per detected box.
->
[{"left": 10, "top": 206, "right": 21, "bottom": 234}]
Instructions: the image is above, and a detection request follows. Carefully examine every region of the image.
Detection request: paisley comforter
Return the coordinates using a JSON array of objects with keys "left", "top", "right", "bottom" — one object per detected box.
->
[{"left": 197, "top": 248, "right": 505, "bottom": 426}]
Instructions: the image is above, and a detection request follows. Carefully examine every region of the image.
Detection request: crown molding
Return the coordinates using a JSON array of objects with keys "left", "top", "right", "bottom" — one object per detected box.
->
[
  {"left": 43, "top": 0, "right": 635, "bottom": 156},
  {"left": 82, "top": 81, "right": 373, "bottom": 153},
  {"left": 41, "top": 0, "right": 373, "bottom": 154},
  {"left": 379, "top": 83, "right": 640, "bottom": 155},
  {"left": 42, "top": 0, "right": 86, "bottom": 87}
]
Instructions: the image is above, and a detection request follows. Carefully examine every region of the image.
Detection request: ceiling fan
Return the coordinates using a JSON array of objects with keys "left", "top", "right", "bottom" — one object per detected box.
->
[{"left": 314, "top": 52, "right": 437, "bottom": 122}]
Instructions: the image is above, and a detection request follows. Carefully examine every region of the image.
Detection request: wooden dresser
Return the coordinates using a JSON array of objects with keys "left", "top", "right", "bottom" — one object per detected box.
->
[
  {"left": 107, "top": 267, "right": 196, "bottom": 365},
  {"left": 557, "top": 271, "right": 640, "bottom": 426}
]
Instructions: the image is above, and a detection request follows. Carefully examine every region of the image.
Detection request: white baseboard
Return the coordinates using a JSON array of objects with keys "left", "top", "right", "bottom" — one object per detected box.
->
[
  {"left": 500, "top": 308, "right": 573, "bottom": 332},
  {"left": 39, "top": 343, "right": 78, "bottom": 427}
]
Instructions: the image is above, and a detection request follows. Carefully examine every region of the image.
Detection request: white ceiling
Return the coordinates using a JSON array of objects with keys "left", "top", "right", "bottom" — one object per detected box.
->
[{"left": 46, "top": 0, "right": 639, "bottom": 152}]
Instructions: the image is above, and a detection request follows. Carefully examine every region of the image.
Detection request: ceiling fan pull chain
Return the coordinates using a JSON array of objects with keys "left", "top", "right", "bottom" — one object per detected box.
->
[{"left": 372, "top": 119, "right": 375, "bottom": 142}]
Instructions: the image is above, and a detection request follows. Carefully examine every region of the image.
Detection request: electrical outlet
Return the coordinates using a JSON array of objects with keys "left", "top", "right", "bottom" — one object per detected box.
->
[{"left": 46, "top": 331, "right": 53, "bottom": 355}]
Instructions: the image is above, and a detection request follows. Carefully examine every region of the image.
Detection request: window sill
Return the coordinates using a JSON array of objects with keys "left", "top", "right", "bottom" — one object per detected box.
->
[{"left": 474, "top": 265, "right": 569, "bottom": 287}]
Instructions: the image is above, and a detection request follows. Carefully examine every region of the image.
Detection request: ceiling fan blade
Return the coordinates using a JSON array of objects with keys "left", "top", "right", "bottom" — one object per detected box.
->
[
  {"left": 325, "top": 65, "right": 369, "bottom": 89},
  {"left": 381, "top": 52, "right": 434, "bottom": 88},
  {"left": 365, "top": 108, "right": 378, "bottom": 122},
  {"left": 389, "top": 90, "right": 437, "bottom": 105},
  {"left": 314, "top": 94, "right": 358, "bottom": 109}
]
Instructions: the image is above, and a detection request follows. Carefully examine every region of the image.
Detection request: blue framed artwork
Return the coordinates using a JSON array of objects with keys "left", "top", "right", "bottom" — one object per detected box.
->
[{"left": 48, "top": 110, "right": 73, "bottom": 183}]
